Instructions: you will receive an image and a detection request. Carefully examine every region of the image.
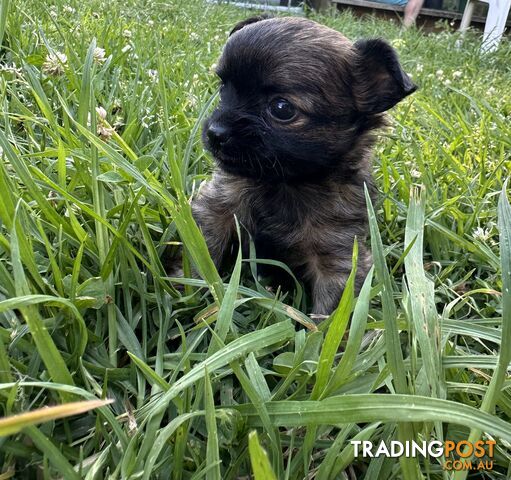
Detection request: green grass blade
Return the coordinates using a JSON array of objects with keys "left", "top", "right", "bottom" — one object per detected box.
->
[
  {"left": 404, "top": 186, "right": 442, "bottom": 397},
  {"left": 204, "top": 369, "right": 221, "bottom": 480},
  {"left": 0, "top": 129, "right": 73, "bottom": 237},
  {"left": 235, "top": 394, "right": 511, "bottom": 442},
  {"left": 84, "top": 445, "right": 111, "bottom": 480},
  {"left": 0, "top": 0, "right": 9, "bottom": 47},
  {"left": 312, "top": 240, "right": 357, "bottom": 401},
  {"left": 365, "top": 186, "right": 408, "bottom": 394},
  {"left": 22, "top": 64, "right": 58, "bottom": 130},
  {"left": 365, "top": 186, "right": 421, "bottom": 478},
  {"left": 324, "top": 267, "right": 374, "bottom": 395},
  {"left": 128, "top": 352, "right": 170, "bottom": 392},
  {"left": 365, "top": 186, "right": 421, "bottom": 480},
  {"left": 248, "top": 430, "right": 278, "bottom": 480},
  {"left": 453, "top": 182, "right": 511, "bottom": 480},
  {"left": 10, "top": 206, "right": 75, "bottom": 394},
  {"left": 207, "top": 222, "right": 242, "bottom": 354},
  {"left": 142, "top": 412, "right": 204, "bottom": 480},
  {"left": 77, "top": 40, "right": 96, "bottom": 127},
  {"left": 140, "top": 321, "right": 295, "bottom": 418},
  {"left": 327, "top": 423, "right": 381, "bottom": 479},
  {"left": 24, "top": 426, "right": 81, "bottom": 480}
]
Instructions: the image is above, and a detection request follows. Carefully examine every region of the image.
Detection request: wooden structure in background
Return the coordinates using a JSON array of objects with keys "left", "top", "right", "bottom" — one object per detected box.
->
[
  {"left": 309, "top": 0, "right": 333, "bottom": 10},
  {"left": 331, "top": 0, "right": 511, "bottom": 29}
]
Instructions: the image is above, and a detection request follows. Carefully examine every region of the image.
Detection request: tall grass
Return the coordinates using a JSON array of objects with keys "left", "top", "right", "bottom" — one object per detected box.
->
[{"left": 0, "top": 0, "right": 510, "bottom": 478}]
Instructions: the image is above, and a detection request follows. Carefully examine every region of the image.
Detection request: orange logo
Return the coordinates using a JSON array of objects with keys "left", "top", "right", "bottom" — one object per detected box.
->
[
  {"left": 443, "top": 440, "right": 495, "bottom": 472},
  {"left": 351, "top": 439, "right": 495, "bottom": 471}
]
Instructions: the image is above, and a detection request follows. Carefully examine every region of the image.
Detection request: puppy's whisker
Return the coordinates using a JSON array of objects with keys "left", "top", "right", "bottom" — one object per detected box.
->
[
  {"left": 255, "top": 153, "right": 265, "bottom": 182},
  {"left": 274, "top": 156, "right": 286, "bottom": 181}
]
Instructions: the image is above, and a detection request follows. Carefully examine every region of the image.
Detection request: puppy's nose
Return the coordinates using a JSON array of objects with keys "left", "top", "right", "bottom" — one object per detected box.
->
[{"left": 207, "top": 122, "right": 230, "bottom": 146}]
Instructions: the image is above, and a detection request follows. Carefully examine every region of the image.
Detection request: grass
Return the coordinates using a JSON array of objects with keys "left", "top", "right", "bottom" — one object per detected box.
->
[{"left": 0, "top": 0, "right": 510, "bottom": 478}]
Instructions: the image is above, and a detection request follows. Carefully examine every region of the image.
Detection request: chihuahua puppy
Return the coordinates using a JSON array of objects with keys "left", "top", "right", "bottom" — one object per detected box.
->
[{"left": 192, "top": 16, "right": 416, "bottom": 315}]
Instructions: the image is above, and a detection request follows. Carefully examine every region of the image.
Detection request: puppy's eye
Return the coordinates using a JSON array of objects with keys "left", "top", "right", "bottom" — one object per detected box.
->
[{"left": 268, "top": 98, "right": 296, "bottom": 122}]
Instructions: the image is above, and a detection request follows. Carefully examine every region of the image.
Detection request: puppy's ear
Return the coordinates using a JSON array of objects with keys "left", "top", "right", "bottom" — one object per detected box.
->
[
  {"left": 230, "top": 14, "right": 271, "bottom": 36},
  {"left": 352, "top": 39, "right": 417, "bottom": 114}
]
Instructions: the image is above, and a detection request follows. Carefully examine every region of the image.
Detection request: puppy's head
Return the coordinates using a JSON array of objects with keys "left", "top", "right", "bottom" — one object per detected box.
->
[{"left": 203, "top": 16, "right": 417, "bottom": 181}]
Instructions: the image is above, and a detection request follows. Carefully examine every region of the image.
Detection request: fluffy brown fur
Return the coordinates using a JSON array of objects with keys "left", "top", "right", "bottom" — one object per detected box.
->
[{"left": 192, "top": 16, "right": 416, "bottom": 315}]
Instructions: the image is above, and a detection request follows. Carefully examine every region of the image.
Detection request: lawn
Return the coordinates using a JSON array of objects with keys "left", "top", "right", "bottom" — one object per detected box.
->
[{"left": 0, "top": 0, "right": 510, "bottom": 478}]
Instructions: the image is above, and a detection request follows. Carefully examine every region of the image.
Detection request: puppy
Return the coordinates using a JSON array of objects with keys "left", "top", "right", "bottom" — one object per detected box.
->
[{"left": 192, "top": 16, "right": 416, "bottom": 315}]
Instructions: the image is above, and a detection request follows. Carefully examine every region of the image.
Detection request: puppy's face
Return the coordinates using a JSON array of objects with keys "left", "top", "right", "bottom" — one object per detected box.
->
[{"left": 203, "top": 17, "right": 416, "bottom": 181}]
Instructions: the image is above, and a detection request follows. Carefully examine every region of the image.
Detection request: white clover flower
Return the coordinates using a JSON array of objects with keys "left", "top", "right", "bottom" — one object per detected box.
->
[
  {"left": 0, "top": 62, "right": 22, "bottom": 76},
  {"left": 416, "top": 64, "right": 423, "bottom": 72},
  {"left": 96, "top": 106, "right": 107, "bottom": 120},
  {"left": 436, "top": 69, "right": 444, "bottom": 79},
  {"left": 113, "top": 116, "right": 125, "bottom": 129},
  {"left": 93, "top": 47, "right": 106, "bottom": 64},
  {"left": 444, "top": 79, "right": 451, "bottom": 86},
  {"left": 190, "top": 32, "right": 199, "bottom": 41},
  {"left": 141, "top": 116, "right": 151, "bottom": 129},
  {"left": 187, "top": 93, "right": 198, "bottom": 107},
  {"left": 147, "top": 69, "right": 159, "bottom": 82},
  {"left": 97, "top": 123, "right": 114, "bottom": 140},
  {"left": 487, "top": 86, "right": 496, "bottom": 95},
  {"left": 95, "top": 106, "right": 114, "bottom": 140},
  {"left": 148, "top": 20, "right": 154, "bottom": 27},
  {"left": 42, "top": 52, "right": 68, "bottom": 76},
  {"left": 452, "top": 70, "right": 462, "bottom": 79},
  {"left": 410, "top": 168, "right": 421, "bottom": 178},
  {"left": 123, "top": 29, "right": 132, "bottom": 38},
  {"left": 472, "top": 227, "right": 491, "bottom": 242},
  {"left": 391, "top": 38, "right": 406, "bottom": 48},
  {"left": 63, "top": 5, "right": 76, "bottom": 14}
]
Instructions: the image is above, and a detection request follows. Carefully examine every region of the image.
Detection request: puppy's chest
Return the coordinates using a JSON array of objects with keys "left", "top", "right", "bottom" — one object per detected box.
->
[{"left": 230, "top": 184, "right": 352, "bottom": 245}]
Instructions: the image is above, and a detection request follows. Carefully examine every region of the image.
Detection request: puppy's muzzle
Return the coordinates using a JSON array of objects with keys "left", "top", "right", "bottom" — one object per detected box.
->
[{"left": 206, "top": 122, "right": 231, "bottom": 149}]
